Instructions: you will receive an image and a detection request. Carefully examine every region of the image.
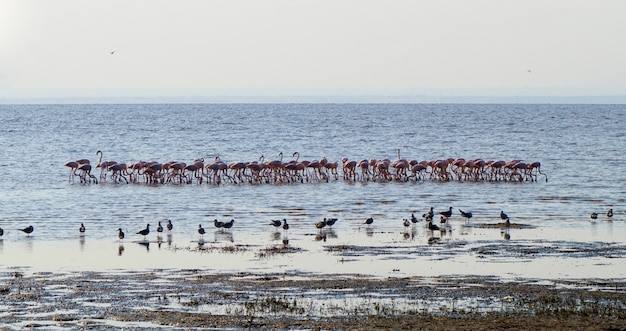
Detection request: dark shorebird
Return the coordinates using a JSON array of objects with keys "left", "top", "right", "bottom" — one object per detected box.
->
[
  {"left": 136, "top": 224, "right": 150, "bottom": 240},
  {"left": 439, "top": 207, "right": 453, "bottom": 219},
  {"left": 590, "top": 212, "right": 598, "bottom": 220},
  {"left": 20, "top": 225, "right": 34, "bottom": 236},
  {"left": 500, "top": 210, "right": 509, "bottom": 221},
  {"left": 607, "top": 208, "right": 613, "bottom": 218},
  {"left": 459, "top": 209, "right": 473, "bottom": 221},
  {"left": 439, "top": 215, "right": 447, "bottom": 224},
  {"left": 167, "top": 219, "right": 173, "bottom": 231},
  {"left": 157, "top": 222, "right": 164, "bottom": 235},
  {"left": 269, "top": 219, "right": 282, "bottom": 228},
  {"left": 315, "top": 218, "right": 327, "bottom": 230},
  {"left": 0, "top": 227, "right": 4, "bottom": 237},
  {"left": 423, "top": 207, "right": 434, "bottom": 219},
  {"left": 326, "top": 218, "right": 338, "bottom": 227},
  {"left": 403, "top": 218, "right": 410, "bottom": 229},
  {"left": 214, "top": 219, "right": 224, "bottom": 230},
  {"left": 79, "top": 223, "right": 86, "bottom": 234},
  {"left": 411, "top": 212, "right": 419, "bottom": 224},
  {"left": 282, "top": 219, "right": 289, "bottom": 231},
  {"left": 364, "top": 217, "right": 374, "bottom": 226},
  {"left": 428, "top": 221, "right": 440, "bottom": 231},
  {"left": 198, "top": 224, "right": 206, "bottom": 239},
  {"left": 117, "top": 228, "right": 125, "bottom": 241},
  {"left": 223, "top": 219, "right": 235, "bottom": 229}
]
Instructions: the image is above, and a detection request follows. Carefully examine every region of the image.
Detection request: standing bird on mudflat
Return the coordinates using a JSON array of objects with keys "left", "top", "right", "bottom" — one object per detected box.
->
[
  {"left": 428, "top": 221, "right": 440, "bottom": 231},
  {"left": 282, "top": 219, "right": 289, "bottom": 231},
  {"left": 326, "top": 218, "right": 338, "bottom": 227},
  {"left": 214, "top": 219, "right": 224, "bottom": 230},
  {"left": 269, "top": 220, "right": 282, "bottom": 228},
  {"left": 167, "top": 219, "right": 173, "bottom": 232},
  {"left": 423, "top": 207, "right": 434, "bottom": 220},
  {"left": 364, "top": 217, "right": 374, "bottom": 226},
  {"left": 117, "top": 228, "right": 125, "bottom": 241},
  {"left": 500, "top": 210, "right": 509, "bottom": 221},
  {"left": 79, "top": 223, "right": 86, "bottom": 235},
  {"left": 198, "top": 224, "right": 206, "bottom": 240},
  {"left": 411, "top": 212, "right": 419, "bottom": 224},
  {"left": 590, "top": 212, "right": 598, "bottom": 220},
  {"left": 607, "top": 208, "right": 613, "bottom": 218},
  {"left": 459, "top": 209, "right": 473, "bottom": 222},
  {"left": 223, "top": 219, "right": 235, "bottom": 229},
  {"left": 0, "top": 227, "right": 4, "bottom": 237},
  {"left": 136, "top": 224, "right": 150, "bottom": 240},
  {"left": 439, "top": 207, "right": 453, "bottom": 219},
  {"left": 157, "top": 222, "right": 164, "bottom": 235},
  {"left": 315, "top": 218, "right": 327, "bottom": 230},
  {"left": 403, "top": 218, "right": 410, "bottom": 229},
  {"left": 20, "top": 225, "right": 34, "bottom": 236}
]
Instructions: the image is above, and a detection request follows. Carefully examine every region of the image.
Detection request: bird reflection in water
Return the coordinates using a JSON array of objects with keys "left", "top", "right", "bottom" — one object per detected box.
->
[
  {"left": 214, "top": 230, "right": 234, "bottom": 243},
  {"left": 118, "top": 244, "right": 125, "bottom": 256},
  {"left": 138, "top": 241, "right": 150, "bottom": 251}
]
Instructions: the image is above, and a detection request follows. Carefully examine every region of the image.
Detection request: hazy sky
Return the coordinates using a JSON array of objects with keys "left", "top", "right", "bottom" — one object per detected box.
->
[{"left": 1, "top": 0, "right": 626, "bottom": 100}]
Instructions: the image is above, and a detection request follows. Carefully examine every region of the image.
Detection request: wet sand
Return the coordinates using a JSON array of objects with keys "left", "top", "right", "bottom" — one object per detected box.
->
[{"left": 1, "top": 269, "right": 626, "bottom": 330}]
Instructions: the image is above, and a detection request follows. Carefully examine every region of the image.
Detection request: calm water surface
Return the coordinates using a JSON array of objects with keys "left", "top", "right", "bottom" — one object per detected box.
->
[{"left": 0, "top": 104, "right": 625, "bottom": 279}]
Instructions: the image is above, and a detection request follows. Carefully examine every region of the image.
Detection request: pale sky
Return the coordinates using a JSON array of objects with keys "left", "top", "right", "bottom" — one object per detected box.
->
[{"left": 1, "top": 0, "right": 626, "bottom": 101}]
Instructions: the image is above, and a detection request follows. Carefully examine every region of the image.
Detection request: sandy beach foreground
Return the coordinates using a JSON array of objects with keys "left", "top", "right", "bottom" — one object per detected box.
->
[{"left": 1, "top": 268, "right": 625, "bottom": 330}]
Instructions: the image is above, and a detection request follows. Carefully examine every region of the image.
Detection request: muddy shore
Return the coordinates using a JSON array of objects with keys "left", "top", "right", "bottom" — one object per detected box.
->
[{"left": 2, "top": 269, "right": 626, "bottom": 330}]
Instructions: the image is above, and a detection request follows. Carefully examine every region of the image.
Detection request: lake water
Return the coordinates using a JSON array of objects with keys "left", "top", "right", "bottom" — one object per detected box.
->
[{"left": 0, "top": 103, "right": 625, "bottom": 279}]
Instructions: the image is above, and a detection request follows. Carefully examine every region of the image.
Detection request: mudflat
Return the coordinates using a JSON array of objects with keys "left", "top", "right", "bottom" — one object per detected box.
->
[{"left": 2, "top": 269, "right": 625, "bottom": 330}]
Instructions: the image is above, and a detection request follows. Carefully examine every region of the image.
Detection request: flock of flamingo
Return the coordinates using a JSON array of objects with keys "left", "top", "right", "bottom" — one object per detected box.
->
[{"left": 64, "top": 150, "right": 548, "bottom": 185}]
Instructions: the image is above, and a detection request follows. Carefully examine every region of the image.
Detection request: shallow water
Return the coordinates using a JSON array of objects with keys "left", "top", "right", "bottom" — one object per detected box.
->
[{"left": 0, "top": 103, "right": 625, "bottom": 280}]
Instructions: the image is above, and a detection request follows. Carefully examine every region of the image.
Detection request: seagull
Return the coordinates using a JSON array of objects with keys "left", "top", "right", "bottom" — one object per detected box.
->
[
  {"left": 364, "top": 217, "right": 374, "bottom": 226},
  {"left": 136, "top": 224, "right": 150, "bottom": 240},
  {"left": 282, "top": 219, "right": 289, "bottom": 231},
  {"left": 198, "top": 224, "right": 206, "bottom": 240},
  {"left": 439, "top": 207, "right": 453, "bottom": 218},
  {"left": 20, "top": 225, "right": 34, "bottom": 236},
  {"left": 166, "top": 219, "right": 173, "bottom": 232},
  {"left": 79, "top": 223, "right": 86, "bottom": 234},
  {"left": 117, "top": 228, "right": 125, "bottom": 241},
  {"left": 459, "top": 209, "right": 473, "bottom": 221},
  {"left": 607, "top": 208, "right": 613, "bottom": 218}
]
